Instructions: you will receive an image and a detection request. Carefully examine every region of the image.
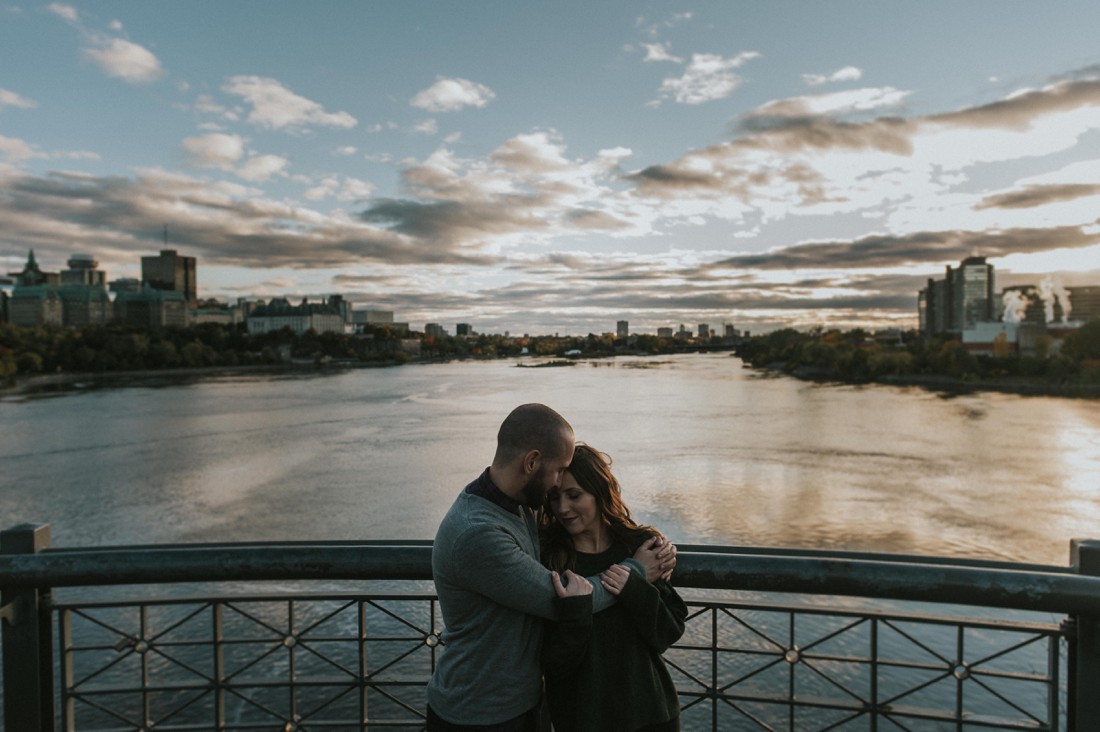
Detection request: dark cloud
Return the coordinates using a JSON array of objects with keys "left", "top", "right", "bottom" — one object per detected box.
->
[
  {"left": 715, "top": 225, "right": 1100, "bottom": 270},
  {"left": 974, "top": 183, "right": 1100, "bottom": 210},
  {"left": 0, "top": 168, "right": 499, "bottom": 269},
  {"left": 929, "top": 78, "right": 1100, "bottom": 130}
]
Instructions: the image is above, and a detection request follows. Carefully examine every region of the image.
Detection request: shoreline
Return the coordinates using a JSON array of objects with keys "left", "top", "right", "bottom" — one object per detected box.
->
[
  {"left": 5, "top": 354, "right": 1098, "bottom": 400},
  {"left": 765, "top": 363, "right": 1100, "bottom": 399}
]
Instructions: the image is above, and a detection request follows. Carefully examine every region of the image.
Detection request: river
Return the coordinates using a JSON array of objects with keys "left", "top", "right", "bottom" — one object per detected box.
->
[{"left": 3, "top": 353, "right": 1097, "bottom": 566}]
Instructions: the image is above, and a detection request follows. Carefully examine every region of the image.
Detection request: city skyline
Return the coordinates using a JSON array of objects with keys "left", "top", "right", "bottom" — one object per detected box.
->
[{"left": 2, "top": 2, "right": 1100, "bottom": 335}]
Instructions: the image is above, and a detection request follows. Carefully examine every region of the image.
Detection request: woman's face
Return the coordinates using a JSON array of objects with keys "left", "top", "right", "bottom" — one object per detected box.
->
[{"left": 549, "top": 472, "right": 601, "bottom": 539}]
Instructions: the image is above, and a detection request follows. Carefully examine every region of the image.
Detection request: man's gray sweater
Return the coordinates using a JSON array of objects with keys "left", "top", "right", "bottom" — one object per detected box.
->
[{"left": 426, "top": 477, "right": 626, "bottom": 725}]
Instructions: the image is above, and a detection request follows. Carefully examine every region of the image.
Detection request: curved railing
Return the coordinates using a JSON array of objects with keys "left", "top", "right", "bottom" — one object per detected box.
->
[{"left": 3, "top": 524, "right": 1100, "bottom": 730}]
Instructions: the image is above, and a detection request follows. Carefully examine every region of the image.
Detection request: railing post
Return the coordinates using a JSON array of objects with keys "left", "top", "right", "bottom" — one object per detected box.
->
[
  {"left": 1, "top": 523, "right": 54, "bottom": 732},
  {"left": 1070, "top": 539, "right": 1100, "bottom": 732}
]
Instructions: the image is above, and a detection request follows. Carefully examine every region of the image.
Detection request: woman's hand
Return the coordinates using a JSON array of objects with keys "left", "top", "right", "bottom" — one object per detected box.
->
[
  {"left": 551, "top": 570, "right": 593, "bottom": 598},
  {"left": 600, "top": 564, "right": 631, "bottom": 596},
  {"left": 633, "top": 536, "right": 678, "bottom": 583}
]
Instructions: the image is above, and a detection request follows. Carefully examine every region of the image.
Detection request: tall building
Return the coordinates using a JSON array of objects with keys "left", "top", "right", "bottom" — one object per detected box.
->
[
  {"left": 698, "top": 324, "right": 710, "bottom": 339},
  {"left": 919, "top": 256, "right": 995, "bottom": 337},
  {"left": 1067, "top": 286, "right": 1100, "bottom": 323},
  {"left": 142, "top": 249, "right": 197, "bottom": 307},
  {"left": 456, "top": 323, "right": 472, "bottom": 336},
  {"left": 616, "top": 320, "right": 629, "bottom": 339},
  {"left": 954, "top": 256, "right": 995, "bottom": 330},
  {"left": 424, "top": 323, "right": 446, "bottom": 339}
]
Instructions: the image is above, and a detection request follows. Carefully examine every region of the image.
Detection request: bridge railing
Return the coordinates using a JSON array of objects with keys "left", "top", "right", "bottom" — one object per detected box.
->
[{"left": 3, "top": 523, "right": 1100, "bottom": 731}]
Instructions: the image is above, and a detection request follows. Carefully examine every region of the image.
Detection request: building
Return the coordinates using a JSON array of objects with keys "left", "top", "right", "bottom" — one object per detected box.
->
[
  {"left": 7, "top": 250, "right": 110, "bottom": 327},
  {"left": 9, "top": 250, "right": 59, "bottom": 287},
  {"left": 617, "top": 320, "right": 629, "bottom": 339},
  {"left": 246, "top": 297, "right": 347, "bottom": 335},
  {"left": 60, "top": 254, "right": 107, "bottom": 288},
  {"left": 1067, "top": 286, "right": 1100, "bottom": 323},
  {"left": 962, "top": 322, "right": 1043, "bottom": 358},
  {"left": 109, "top": 277, "right": 142, "bottom": 295},
  {"left": 698, "top": 324, "right": 710, "bottom": 339},
  {"left": 657, "top": 327, "right": 673, "bottom": 338},
  {"left": 114, "top": 286, "right": 188, "bottom": 328},
  {"left": 424, "top": 323, "right": 446, "bottom": 339},
  {"left": 8, "top": 285, "right": 63, "bottom": 327},
  {"left": 142, "top": 249, "right": 197, "bottom": 307},
  {"left": 919, "top": 256, "right": 995, "bottom": 337}
]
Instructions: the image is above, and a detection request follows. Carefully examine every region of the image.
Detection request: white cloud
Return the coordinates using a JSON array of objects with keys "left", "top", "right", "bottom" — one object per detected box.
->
[
  {"left": 236, "top": 154, "right": 288, "bottom": 182},
  {"left": 658, "top": 52, "right": 760, "bottom": 105},
  {"left": 334, "top": 146, "right": 358, "bottom": 156},
  {"left": 222, "top": 76, "right": 357, "bottom": 131},
  {"left": 410, "top": 77, "right": 495, "bottom": 112},
  {"left": 414, "top": 118, "right": 439, "bottom": 135},
  {"left": 47, "top": 3, "right": 78, "bottom": 22},
  {"left": 0, "top": 134, "right": 44, "bottom": 161},
  {"left": 337, "top": 177, "right": 376, "bottom": 202},
  {"left": 194, "top": 94, "right": 228, "bottom": 115},
  {"left": 0, "top": 88, "right": 36, "bottom": 110},
  {"left": 803, "top": 66, "right": 863, "bottom": 87},
  {"left": 84, "top": 38, "right": 164, "bottom": 83},
  {"left": 182, "top": 133, "right": 245, "bottom": 169},
  {"left": 108, "top": 19, "right": 123, "bottom": 31},
  {"left": 444, "top": 132, "right": 462, "bottom": 144},
  {"left": 642, "top": 42, "right": 682, "bottom": 63}
]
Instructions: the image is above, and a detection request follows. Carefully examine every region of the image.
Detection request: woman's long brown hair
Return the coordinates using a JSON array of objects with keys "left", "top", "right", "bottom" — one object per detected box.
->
[{"left": 539, "top": 443, "right": 661, "bottom": 573}]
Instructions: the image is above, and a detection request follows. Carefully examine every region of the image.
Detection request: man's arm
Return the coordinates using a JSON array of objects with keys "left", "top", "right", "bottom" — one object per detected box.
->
[{"left": 453, "top": 525, "right": 618, "bottom": 619}]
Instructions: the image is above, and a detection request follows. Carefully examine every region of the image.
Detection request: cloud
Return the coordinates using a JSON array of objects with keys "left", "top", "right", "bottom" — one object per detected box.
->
[
  {"left": 182, "top": 133, "right": 246, "bottom": 169},
  {"left": 47, "top": 3, "right": 78, "bottom": 22},
  {"left": 236, "top": 154, "right": 288, "bottom": 182},
  {"left": 414, "top": 118, "right": 439, "bottom": 135},
  {"left": 410, "top": 77, "right": 495, "bottom": 112},
  {"left": 803, "top": 66, "right": 863, "bottom": 87},
  {"left": 657, "top": 52, "right": 760, "bottom": 105},
  {"left": 642, "top": 43, "right": 682, "bottom": 63},
  {"left": 0, "top": 134, "right": 45, "bottom": 161},
  {"left": 334, "top": 146, "right": 358, "bottom": 156},
  {"left": 715, "top": 225, "right": 1100, "bottom": 270},
  {"left": 0, "top": 166, "right": 495, "bottom": 271},
  {"left": 975, "top": 183, "right": 1100, "bottom": 210},
  {"left": 0, "top": 88, "right": 37, "bottom": 110},
  {"left": 84, "top": 38, "right": 164, "bottom": 83},
  {"left": 222, "top": 76, "right": 357, "bottom": 131}
]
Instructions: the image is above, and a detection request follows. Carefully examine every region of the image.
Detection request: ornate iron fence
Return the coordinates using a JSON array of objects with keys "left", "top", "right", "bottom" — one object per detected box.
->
[{"left": 5, "top": 524, "right": 1100, "bottom": 731}]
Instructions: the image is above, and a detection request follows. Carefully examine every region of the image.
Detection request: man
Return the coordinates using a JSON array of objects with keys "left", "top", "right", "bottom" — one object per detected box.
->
[{"left": 427, "top": 403, "right": 674, "bottom": 731}]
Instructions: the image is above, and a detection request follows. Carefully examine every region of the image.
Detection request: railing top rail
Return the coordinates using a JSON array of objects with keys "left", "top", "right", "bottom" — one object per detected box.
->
[{"left": 3, "top": 543, "right": 1100, "bottom": 615}]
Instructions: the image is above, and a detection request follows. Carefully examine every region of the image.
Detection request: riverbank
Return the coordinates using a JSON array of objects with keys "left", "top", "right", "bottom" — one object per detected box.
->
[{"left": 772, "top": 362, "right": 1100, "bottom": 398}]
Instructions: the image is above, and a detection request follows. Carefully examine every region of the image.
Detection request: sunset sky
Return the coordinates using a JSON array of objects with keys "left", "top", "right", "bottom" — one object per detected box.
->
[{"left": 2, "top": 1, "right": 1099, "bottom": 335}]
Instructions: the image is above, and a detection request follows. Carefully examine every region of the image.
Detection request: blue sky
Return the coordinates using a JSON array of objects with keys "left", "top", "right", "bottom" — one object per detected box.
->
[{"left": 2, "top": 1, "right": 1100, "bottom": 334}]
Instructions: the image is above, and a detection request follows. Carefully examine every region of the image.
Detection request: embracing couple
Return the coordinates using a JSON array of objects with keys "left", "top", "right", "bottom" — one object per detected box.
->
[{"left": 427, "top": 403, "right": 686, "bottom": 732}]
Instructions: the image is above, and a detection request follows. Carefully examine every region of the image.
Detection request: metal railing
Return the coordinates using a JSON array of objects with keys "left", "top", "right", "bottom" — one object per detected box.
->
[{"left": 3, "top": 523, "right": 1100, "bottom": 731}]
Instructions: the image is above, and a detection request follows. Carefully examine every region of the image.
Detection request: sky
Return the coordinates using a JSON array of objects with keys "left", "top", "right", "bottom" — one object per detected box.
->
[{"left": 2, "top": 2, "right": 1100, "bottom": 336}]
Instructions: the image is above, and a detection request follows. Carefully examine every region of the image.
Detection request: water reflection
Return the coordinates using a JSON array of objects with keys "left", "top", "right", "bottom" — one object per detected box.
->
[{"left": 2, "top": 354, "right": 1098, "bottom": 565}]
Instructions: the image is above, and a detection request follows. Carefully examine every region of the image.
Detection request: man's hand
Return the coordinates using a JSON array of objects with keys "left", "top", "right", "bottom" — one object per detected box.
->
[
  {"left": 600, "top": 564, "right": 631, "bottom": 596},
  {"left": 552, "top": 570, "right": 593, "bottom": 598},
  {"left": 633, "top": 536, "right": 678, "bottom": 583}
]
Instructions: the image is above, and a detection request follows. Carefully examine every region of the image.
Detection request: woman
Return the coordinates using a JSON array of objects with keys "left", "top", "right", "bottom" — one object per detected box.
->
[{"left": 540, "top": 443, "right": 687, "bottom": 732}]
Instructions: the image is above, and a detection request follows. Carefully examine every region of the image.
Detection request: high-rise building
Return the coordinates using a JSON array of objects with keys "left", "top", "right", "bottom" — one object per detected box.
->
[
  {"left": 698, "top": 324, "right": 710, "bottom": 339},
  {"left": 456, "top": 323, "right": 472, "bottom": 336},
  {"left": 919, "top": 256, "right": 995, "bottom": 337},
  {"left": 142, "top": 249, "right": 197, "bottom": 307},
  {"left": 616, "top": 320, "right": 629, "bottom": 339},
  {"left": 424, "top": 323, "right": 446, "bottom": 339},
  {"left": 954, "top": 256, "right": 995, "bottom": 330},
  {"left": 1067, "top": 286, "right": 1100, "bottom": 323}
]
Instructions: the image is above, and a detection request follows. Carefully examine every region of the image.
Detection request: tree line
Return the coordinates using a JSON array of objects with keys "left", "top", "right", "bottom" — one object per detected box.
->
[{"left": 734, "top": 320, "right": 1100, "bottom": 386}]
